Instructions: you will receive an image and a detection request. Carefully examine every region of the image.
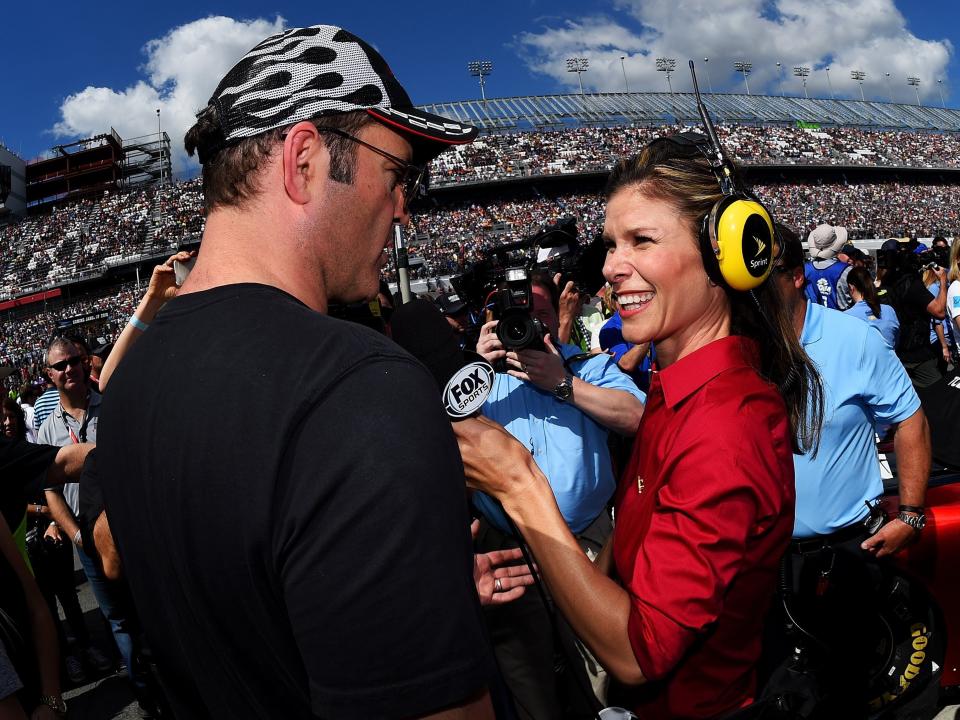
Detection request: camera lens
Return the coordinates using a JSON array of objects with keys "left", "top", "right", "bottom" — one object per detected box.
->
[{"left": 497, "top": 309, "right": 538, "bottom": 350}]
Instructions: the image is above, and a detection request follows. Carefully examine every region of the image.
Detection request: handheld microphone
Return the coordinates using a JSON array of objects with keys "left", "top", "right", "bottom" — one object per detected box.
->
[
  {"left": 390, "top": 298, "right": 494, "bottom": 420},
  {"left": 393, "top": 222, "right": 413, "bottom": 305}
]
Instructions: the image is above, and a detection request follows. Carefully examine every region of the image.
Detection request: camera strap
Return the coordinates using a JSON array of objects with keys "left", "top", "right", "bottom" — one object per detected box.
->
[{"left": 562, "top": 352, "right": 594, "bottom": 374}]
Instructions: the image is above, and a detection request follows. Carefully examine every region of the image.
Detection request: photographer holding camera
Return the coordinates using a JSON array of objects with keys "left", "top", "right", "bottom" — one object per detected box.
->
[
  {"left": 880, "top": 239, "right": 948, "bottom": 388},
  {"left": 473, "top": 269, "right": 644, "bottom": 717}
]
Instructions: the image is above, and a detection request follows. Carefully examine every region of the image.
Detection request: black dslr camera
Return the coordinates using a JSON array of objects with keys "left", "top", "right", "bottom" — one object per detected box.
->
[{"left": 492, "top": 266, "right": 546, "bottom": 352}]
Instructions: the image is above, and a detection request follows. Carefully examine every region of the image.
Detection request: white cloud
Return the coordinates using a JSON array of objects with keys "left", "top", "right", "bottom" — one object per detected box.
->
[
  {"left": 53, "top": 15, "right": 286, "bottom": 173},
  {"left": 517, "top": 0, "right": 952, "bottom": 104}
]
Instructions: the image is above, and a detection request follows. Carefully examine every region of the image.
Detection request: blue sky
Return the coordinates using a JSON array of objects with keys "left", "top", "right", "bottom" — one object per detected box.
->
[{"left": 2, "top": 0, "right": 957, "bottom": 175}]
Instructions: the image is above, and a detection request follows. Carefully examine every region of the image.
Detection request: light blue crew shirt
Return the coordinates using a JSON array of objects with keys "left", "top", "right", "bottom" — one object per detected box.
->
[
  {"left": 473, "top": 342, "right": 645, "bottom": 534},
  {"left": 844, "top": 300, "right": 900, "bottom": 349},
  {"left": 794, "top": 302, "right": 920, "bottom": 538}
]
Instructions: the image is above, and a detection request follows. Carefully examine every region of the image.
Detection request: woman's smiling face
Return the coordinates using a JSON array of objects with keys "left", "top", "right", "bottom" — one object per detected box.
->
[{"left": 602, "top": 186, "right": 731, "bottom": 366}]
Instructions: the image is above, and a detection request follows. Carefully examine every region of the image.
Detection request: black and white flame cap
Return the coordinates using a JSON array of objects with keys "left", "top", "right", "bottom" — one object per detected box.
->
[{"left": 197, "top": 24, "right": 478, "bottom": 164}]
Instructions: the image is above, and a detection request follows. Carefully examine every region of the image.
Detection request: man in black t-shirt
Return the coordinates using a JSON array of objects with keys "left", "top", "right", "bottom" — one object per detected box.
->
[{"left": 96, "top": 24, "right": 498, "bottom": 720}]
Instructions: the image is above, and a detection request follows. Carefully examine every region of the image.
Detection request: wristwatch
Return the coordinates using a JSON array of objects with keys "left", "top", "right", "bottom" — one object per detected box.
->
[
  {"left": 553, "top": 375, "right": 574, "bottom": 402},
  {"left": 38, "top": 693, "right": 67, "bottom": 714},
  {"left": 897, "top": 505, "right": 927, "bottom": 532}
]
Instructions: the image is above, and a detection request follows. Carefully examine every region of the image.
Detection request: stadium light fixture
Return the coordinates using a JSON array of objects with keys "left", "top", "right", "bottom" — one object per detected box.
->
[
  {"left": 907, "top": 76, "right": 921, "bottom": 106},
  {"left": 566, "top": 57, "right": 589, "bottom": 95},
  {"left": 824, "top": 67, "right": 835, "bottom": 100},
  {"left": 467, "top": 60, "right": 493, "bottom": 102},
  {"left": 776, "top": 62, "right": 785, "bottom": 97},
  {"left": 937, "top": 78, "right": 946, "bottom": 108},
  {"left": 156, "top": 108, "right": 163, "bottom": 187},
  {"left": 656, "top": 57, "right": 677, "bottom": 94},
  {"left": 885, "top": 72, "right": 893, "bottom": 103},
  {"left": 620, "top": 56, "right": 629, "bottom": 93},
  {"left": 703, "top": 58, "right": 713, "bottom": 94},
  {"left": 793, "top": 66, "right": 810, "bottom": 99},
  {"left": 733, "top": 61, "right": 752, "bottom": 95},
  {"left": 851, "top": 70, "right": 866, "bottom": 102}
]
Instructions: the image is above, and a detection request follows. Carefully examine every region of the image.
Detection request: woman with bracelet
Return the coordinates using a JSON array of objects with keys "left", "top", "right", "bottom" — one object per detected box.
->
[
  {"left": 97, "top": 250, "right": 195, "bottom": 393},
  {"left": 0, "top": 511, "right": 66, "bottom": 719},
  {"left": 455, "top": 135, "right": 823, "bottom": 718}
]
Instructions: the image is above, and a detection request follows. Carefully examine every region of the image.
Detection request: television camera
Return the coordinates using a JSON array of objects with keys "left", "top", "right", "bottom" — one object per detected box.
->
[{"left": 450, "top": 216, "right": 607, "bottom": 353}]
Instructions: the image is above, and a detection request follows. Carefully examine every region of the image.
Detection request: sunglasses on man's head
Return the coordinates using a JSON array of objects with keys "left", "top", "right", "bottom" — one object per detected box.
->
[{"left": 47, "top": 355, "right": 83, "bottom": 372}]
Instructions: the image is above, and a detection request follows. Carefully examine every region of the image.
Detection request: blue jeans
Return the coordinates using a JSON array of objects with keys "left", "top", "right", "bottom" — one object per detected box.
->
[{"left": 76, "top": 546, "right": 146, "bottom": 690}]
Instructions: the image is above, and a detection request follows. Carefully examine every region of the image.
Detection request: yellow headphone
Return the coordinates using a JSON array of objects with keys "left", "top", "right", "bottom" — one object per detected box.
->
[
  {"left": 666, "top": 63, "right": 779, "bottom": 292},
  {"left": 702, "top": 191, "right": 776, "bottom": 292}
]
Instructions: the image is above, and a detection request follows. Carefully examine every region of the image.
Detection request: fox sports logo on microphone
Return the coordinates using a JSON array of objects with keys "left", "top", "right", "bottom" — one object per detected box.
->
[{"left": 444, "top": 361, "right": 495, "bottom": 418}]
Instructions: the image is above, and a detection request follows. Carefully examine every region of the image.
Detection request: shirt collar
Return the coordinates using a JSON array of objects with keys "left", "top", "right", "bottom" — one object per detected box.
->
[
  {"left": 57, "top": 389, "right": 101, "bottom": 417},
  {"left": 799, "top": 300, "right": 822, "bottom": 346},
  {"left": 657, "top": 335, "right": 758, "bottom": 409}
]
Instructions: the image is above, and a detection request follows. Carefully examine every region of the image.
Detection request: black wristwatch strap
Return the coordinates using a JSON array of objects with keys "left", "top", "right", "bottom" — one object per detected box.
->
[{"left": 899, "top": 504, "right": 924, "bottom": 513}]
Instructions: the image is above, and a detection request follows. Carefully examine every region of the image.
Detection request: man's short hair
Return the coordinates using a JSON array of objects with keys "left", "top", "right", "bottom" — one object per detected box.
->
[
  {"left": 776, "top": 224, "right": 806, "bottom": 273},
  {"left": 185, "top": 109, "right": 373, "bottom": 212},
  {"left": 44, "top": 337, "right": 76, "bottom": 367}
]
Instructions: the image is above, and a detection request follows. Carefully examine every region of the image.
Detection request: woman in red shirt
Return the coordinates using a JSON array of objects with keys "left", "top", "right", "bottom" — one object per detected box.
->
[{"left": 456, "top": 137, "right": 823, "bottom": 718}]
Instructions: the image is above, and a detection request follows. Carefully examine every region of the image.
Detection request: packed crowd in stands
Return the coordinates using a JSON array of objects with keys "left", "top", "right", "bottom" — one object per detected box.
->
[
  {"left": 4, "top": 125, "right": 960, "bottom": 298},
  {"left": 4, "top": 123, "right": 960, "bottom": 383},
  {"left": 430, "top": 124, "right": 960, "bottom": 185},
  {"left": 1, "top": 282, "right": 141, "bottom": 390},
  {"left": 0, "top": 180, "right": 203, "bottom": 299},
  {"left": 384, "top": 180, "right": 960, "bottom": 281}
]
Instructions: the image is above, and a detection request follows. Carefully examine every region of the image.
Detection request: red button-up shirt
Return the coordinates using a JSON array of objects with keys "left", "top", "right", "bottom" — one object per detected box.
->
[{"left": 612, "top": 336, "right": 795, "bottom": 719}]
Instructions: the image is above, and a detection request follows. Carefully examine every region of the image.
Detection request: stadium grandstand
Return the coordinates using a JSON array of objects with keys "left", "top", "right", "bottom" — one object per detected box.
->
[{"left": 3, "top": 90, "right": 960, "bottom": 389}]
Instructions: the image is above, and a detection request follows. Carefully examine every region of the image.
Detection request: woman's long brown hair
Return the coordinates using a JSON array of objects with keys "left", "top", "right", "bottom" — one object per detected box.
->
[{"left": 605, "top": 139, "right": 823, "bottom": 454}]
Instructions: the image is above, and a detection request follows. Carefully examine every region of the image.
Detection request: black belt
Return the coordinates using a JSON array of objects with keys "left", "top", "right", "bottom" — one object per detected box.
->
[{"left": 790, "top": 520, "right": 870, "bottom": 555}]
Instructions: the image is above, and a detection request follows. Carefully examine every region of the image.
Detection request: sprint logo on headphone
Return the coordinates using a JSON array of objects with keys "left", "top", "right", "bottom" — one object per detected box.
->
[{"left": 743, "top": 215, "right": 773, "bottom": 277}]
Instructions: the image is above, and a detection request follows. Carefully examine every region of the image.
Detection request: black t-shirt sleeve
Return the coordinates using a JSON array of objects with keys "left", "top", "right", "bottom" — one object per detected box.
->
[
  {"left": 77, "top": 449, "right": 103, "bottom": 562},
  {"left": 0, "top": 437, "right": 58, "bottom": 498},
  {"left": 906, "top": 278, "right": 935, "bottom": 312},
  {"left": 272, "top": 357, "right": 491, "bottom": 719}
]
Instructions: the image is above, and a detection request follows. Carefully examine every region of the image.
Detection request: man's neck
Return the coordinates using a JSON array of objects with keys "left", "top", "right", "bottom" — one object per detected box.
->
[
  {"left": 179, "top": 208, "right": 329, "bottom": 313},
  {"left": 792, "top": 298, "right": 808, "bottom": 339},
  {"left": 59, "top": 388, "right": 90, "bottom": 418}
]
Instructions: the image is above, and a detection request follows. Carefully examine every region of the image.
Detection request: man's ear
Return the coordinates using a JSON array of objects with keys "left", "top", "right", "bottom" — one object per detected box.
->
[
  {"left": 793, "top": 267, "right": 805, "bottom": 290},
  {"left": 282, "top": 122, "right": 325, "bottom": 205}
]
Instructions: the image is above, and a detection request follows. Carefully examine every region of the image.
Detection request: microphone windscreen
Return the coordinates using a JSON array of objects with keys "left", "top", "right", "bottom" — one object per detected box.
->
[{"left": 391, "top": 299, "right": 494, "bottom": 419}]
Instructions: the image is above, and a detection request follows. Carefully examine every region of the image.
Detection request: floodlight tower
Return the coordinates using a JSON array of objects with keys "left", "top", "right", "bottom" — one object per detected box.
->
[
  {"left": 937, "top": 78, "right": 946, "bottom": 108},
  {"left": 620, "top": 56, "right": 629, "bottom": 92},
  {"left": 733, "top": 61, "right": 752, "bottom": 95},
  {"left": 793, "top": 66, "right": 810, "bottom": 99},
  {"left": 467, "top": 60, "right": 493, "bottom": 101},
  {"left": 776, "top": 61, "right": 785, "bottom": 97},
  {"left": 656, "top": 57, "right": 677, "bottom": 94},
  {"left": 703, "top": 57, "right": 713, "bottom": 94},
  {"left": 907, "top": 76, "right": 921, "bottom": 106},
  {"left": 824, "top": 66, "right": 834, "bottom": 100},
  {"left": 566, "top": 57, "right": 589, "bottom": 95},
  {"left": 156, "top": 108, "right": 163, "bottom": 186},
  {"left": 850, "top": 70, "right": 866, "bottom": 102},
  {"left": 885, "top": 72, "right": 893, "bottom": 103}
]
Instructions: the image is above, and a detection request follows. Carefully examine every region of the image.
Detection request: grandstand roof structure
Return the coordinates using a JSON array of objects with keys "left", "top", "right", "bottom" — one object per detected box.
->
[{"left": 419, "top": 92, "right": 960, "bottom": 133}]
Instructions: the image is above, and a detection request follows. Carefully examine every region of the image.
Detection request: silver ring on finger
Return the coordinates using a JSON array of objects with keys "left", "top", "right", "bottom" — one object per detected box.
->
[{"left": 494, "top": 578, "right": 503, "bottom": 593}]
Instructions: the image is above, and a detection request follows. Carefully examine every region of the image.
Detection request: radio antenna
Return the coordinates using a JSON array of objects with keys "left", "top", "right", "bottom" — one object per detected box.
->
[{"left": 688, "top": 59, "right": 734, "bottom": 193}]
